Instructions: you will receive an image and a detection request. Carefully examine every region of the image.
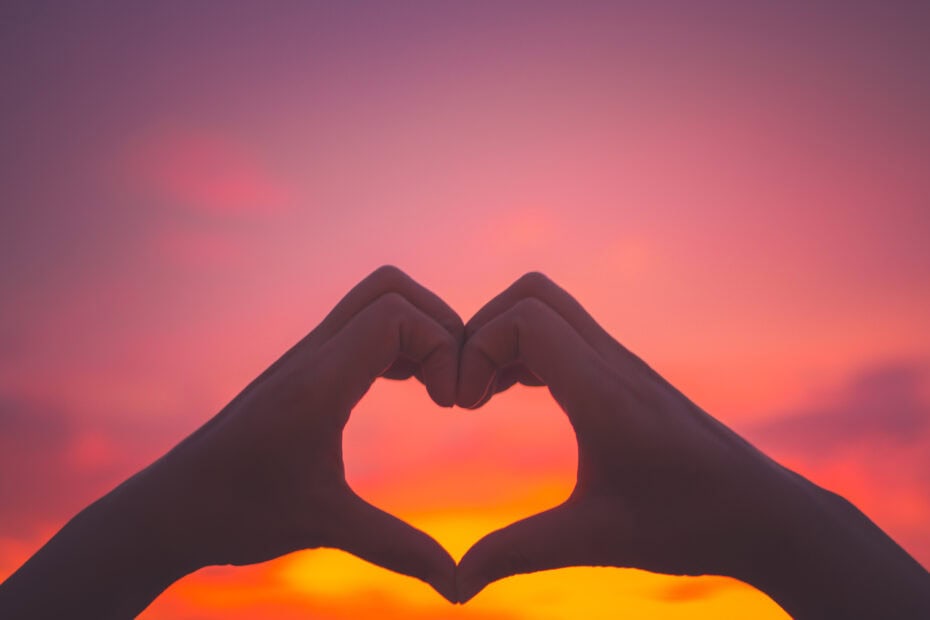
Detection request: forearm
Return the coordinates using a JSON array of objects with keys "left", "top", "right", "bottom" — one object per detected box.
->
[
  {"left": 0, "top": 467, "right": 201, "bottom": 619},
  {"left": 739, "top": 467, "right": 930, "bottom": 619}
]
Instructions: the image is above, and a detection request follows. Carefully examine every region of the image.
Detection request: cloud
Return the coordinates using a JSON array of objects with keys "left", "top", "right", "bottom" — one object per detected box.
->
[
  {"left": 0, "top": 397, "right": 79, "bottom": 537},
  {"left": 746, "top": 359, "right": 930, "bottom": 568},
  {"left": 751, "top": 360, "right": 929, "bottom": 454},
  {"left": 126, "top": 128, "right": 294, "bottom": 217},
  {"left": 0, "top": 396, "right": 169, "bottom": 540}
]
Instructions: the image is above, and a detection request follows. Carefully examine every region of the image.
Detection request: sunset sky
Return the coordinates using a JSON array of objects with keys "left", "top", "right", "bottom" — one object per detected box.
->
[{"left": 2, "top": 2, "right": 929, "bottom": 618}]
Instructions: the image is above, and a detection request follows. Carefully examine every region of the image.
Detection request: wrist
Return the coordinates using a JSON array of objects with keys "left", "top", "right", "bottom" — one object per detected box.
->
[
  {"left": 78, "top": 466, "right": 207, "bottom": 616},
  {"left": 0, "top": 464, "right": 205, "bottom": 619},
  {"left": 732, "top": 465, "right": 930, "bottom": 619},
  {"left": 109, "top": 455, "right": 215, "bottom": 578}
]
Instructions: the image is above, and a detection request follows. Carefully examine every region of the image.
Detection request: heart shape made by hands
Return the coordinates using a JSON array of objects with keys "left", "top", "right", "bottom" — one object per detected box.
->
[
  {"left": 324, "top": 268, "right": 766, "bottom": 605},
  {"left": 4, "top": 267, "right": 923, "bottom": 620},
  {"left": 343, "top": 361, "right": 576, "bottom": 587}
]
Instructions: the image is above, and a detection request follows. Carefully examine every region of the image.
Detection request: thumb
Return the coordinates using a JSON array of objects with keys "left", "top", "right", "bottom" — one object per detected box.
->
[
  {"left": 328, "top": 491, "right": 458, "bottom": 603},
  {"left": 456, "top": 503, "right": 593, "bottom": 603}
]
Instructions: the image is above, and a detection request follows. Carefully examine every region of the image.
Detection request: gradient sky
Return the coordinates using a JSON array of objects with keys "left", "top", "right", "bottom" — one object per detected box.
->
[{"left": 1, "top": 2, "right": 929, "bottom": 618}]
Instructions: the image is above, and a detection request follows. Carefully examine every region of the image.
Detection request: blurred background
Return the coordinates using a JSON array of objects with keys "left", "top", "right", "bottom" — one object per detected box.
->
[{"left": 1, "top": 2, "right": 928, "bottom": 618}]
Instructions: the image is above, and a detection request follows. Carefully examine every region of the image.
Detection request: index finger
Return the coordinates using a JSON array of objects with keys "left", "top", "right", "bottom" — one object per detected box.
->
[
  {"left": 456, "top": 297, "right": 618, "bottom": 431},
  {"left": 235, "top": 266, "right": 463, "bottom": 402},
  {"left": 319, "top": 265, "right": 464, "bottom": 345},
  {"left": 465, "top": 272, "right": 652, "bottom": 380}
]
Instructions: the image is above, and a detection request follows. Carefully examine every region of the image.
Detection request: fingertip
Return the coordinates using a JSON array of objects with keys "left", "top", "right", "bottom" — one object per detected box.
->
[
  {"left": 453, "top": 386, "right": 478, "bottom": 409},
  {"left": 455, "top": 565, "right": 488, "bottom": 604},
  {"left": 456, "top": 348, "right": 496, "bottom": 409},
  {"left": 410, "top": 537, "right": 458, "bottom": 599},
  {"left": 336, "top": 493, "right": 460, "bottom": 603},
  {"left": 433, "top": 582, "right": 459, "bottom": 605},
  {"left": 427, "top": 383, "right": 456, "bottom": 408},
  {"left": 458, "top": 385, "right": 495, "bottom": 410},
  {"left": 444, "top": 313, "right": 466, "bottom": 344},
  {"left": 432, "top": 557, "right": 459, "bottom": 604},
  {"left": 423, "top": 349, "right": 458, "bottom": 408},
  {"left": 405, "top": 314, "right": 458, "bottom": 407},
  {"left": 454, "top": 382, "right": 489, "bottom": 409},
  {"left": 406, "top": 542, "right": 458, "bottom": 602}
]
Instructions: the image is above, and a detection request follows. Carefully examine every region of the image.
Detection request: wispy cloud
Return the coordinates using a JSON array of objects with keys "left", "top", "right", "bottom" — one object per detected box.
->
[
  {"left": 0, "top": 395, "right": 177, "bottom": 540},
  {"left": 126, "top": 128, "right": 294, "bottom": 217},
  {"left": 747, "top": 360, "right": 930, "bottom": 567},
  {"left": 752, "top": 361, "right": 929, "bottom": 453}
]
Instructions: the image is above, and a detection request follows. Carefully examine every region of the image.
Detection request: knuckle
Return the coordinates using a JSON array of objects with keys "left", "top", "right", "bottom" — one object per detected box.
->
[
  {"left": 463, "top": 318, "right": 482, "bottom": 340},
  {"left": 443, "top": 313, "right": 466, "bottom": 337},
  {"left": 516, "top": 270, "right": 553, "bottom": 294},
  {"left": 439, "top": 328, "right": 459, "bottom": 353},
  {"left": 467, "top": 334, "right": 494, "bottom": 362},
  {"left": 426, "top": 329, "right": 458, "bottom": 366},
  {"left": 512, "top": 296, "right": 549, "bottom": 324},
  {"left": 370, "top": 264, "right": 408, "bottom": 287},
  {"left": 371, "top": 291, "right": 412, "bottom": 325}
]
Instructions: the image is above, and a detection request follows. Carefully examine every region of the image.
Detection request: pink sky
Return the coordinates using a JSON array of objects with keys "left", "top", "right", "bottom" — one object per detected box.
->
[{"left": 1, "top": 2, "right": 928, "bottom": 617}]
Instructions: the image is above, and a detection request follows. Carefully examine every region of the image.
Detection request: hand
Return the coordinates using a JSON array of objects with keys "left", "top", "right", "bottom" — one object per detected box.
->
[
  {"left": 0, "top": 266, "right": 462, "bottom": 617},
  {"left": 454, "top": 273, "right": 930, "bottom": 618},
  {"left": 4, "top": 268, "right": 929, "bottom": 620},
  {"left": 156, "top": 266, "right": 462, "bottom": 591},
  {"left": 455, "top": 272, "right": 777, "bottom": 589}
]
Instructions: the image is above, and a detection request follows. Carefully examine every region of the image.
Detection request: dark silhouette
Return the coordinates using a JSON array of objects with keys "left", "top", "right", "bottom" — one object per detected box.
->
[{"left": 0, "top": 266, "right": 928, "bottom": 619}]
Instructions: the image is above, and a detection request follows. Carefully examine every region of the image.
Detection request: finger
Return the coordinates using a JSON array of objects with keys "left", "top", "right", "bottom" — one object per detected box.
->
[
  {"left": 456, "top": 503, "right": 597, "bottom": 603},
  {"left": 381, "top": 357, "right": 421, "bottom": 381},
  {"left": 464, "top": 364, "right": 545, "bottom": 411},
  {"left": 329, "top": 492, "right": 457, "bottom": 603},
  {"left": 480, "top": 363, "right": 548, "bottom": 408},
  {"left": 317, "top": 265, "right": 464, "bottom": 345},
  {"left": 465, "top": 272, "right": 648, "bottom": 377},
  {"left": 236, "top": 266, "right": 463, "bottom": 400},
  {"left": 457, "top": 297, "right": 615, "bottom": 424},
  {"left": 317, "top": 291, "right": 460, "bottom": 408}
]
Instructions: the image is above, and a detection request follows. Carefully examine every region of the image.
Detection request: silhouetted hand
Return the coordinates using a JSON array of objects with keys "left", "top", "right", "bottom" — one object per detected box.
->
[
  {"left": 3, "top": 268, "right": 929, "bottom": 620},
  {"left": 0, "top": 266, "right": 461, "bottom": 618},
  {"left": 154, "top": 265, "right": 462, "bottom": 589},
  {"left": 455, "top": 273, "right": 930, "bottom": 618}
]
